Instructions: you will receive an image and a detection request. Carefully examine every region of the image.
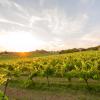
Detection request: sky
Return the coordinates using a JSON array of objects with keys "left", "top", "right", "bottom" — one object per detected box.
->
[{"left": 0, "top": 0, "right": 100, "bottom": 52}]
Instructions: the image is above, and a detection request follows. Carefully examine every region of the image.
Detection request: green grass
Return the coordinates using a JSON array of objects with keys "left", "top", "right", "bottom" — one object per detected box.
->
[
  {"left": 1, "top": 87, "right": 100, "bottom": 100},
  {"left": 0, "top": 91, "right": 8, "bottom": 100},
  {"left": 8, "top": 77, "right": 100, "bottom": 91},
  {"left": 0, "top": 52, "right": 55, "bottom": 63},
  {"left": 2, "top": 77, "right": 99, "bottom": 100}
]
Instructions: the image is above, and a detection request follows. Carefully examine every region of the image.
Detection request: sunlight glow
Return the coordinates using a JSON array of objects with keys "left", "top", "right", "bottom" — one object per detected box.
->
[{"left": 0, "top": 31, "right": 45, "bottom": 52}]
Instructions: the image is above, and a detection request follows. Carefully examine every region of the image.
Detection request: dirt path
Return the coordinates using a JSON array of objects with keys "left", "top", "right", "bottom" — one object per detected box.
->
[{"left": 0, "top": 87, "right": 100, "bottom": 100}]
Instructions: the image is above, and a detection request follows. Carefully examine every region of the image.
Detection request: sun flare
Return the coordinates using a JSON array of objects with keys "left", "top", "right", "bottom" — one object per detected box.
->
[{"left": 0, "top": 31, "right": 45, "bottom": 52}]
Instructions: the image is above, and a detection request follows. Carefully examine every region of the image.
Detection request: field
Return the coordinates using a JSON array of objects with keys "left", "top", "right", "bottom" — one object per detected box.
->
[{"left": 0, "top": 50, "right": 100, "bottom": 100}]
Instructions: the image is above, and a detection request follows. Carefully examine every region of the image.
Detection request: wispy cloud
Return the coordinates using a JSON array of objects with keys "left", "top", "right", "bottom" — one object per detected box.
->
[
  {"left": 82, "top": 30, "right": 100, "bottom": 42},
  {"left": 39, "top": 0, "right": 45, "bottom": 7},
  {"left": 30, "top": 8, "right": 88, "bottom": 36},
  {"left": 0, "top": 17, "right": 28, "bottom": 27},
  {"left": 0, "top": 0, "right": 99, "bottom": 51},
  {"left": 29, "top": 16, "right": 42, "bottom": 28},
  {"left": 13, "top": 2, "right": 30, "bottom": 18},
  {"left": 0, "top": 0, "right": 13, "bottom": 7},
  {"left": 45, "top": 10, "right": 88, "bottom": 35},
  {"left": 80, "top": 0, "right": 95, "bottom": 4}
]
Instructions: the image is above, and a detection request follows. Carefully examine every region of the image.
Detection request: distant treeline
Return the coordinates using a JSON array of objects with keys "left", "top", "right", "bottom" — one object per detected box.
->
[
  {"left": 0, "top": 45, "right": 100, "bottom": 55},
  {"left": 59, "top": 45, "right": 100, "bottom": 54}
]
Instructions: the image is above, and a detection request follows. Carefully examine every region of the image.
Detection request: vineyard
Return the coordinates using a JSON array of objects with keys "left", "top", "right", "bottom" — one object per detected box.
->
[{"left": 0, "top": 50, "right": 100, "bottom": 100}]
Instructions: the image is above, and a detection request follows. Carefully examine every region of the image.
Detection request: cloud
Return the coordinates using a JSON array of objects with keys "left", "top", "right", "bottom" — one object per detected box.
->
[
  {"left": 0, "top": 17, "right": 28, "bottom": 27},
  {"left": 13, "top": 2, "right": 26, "bottom": 13},
  {"left": 0, "top": 0, "right": 12, "bottom": 7},
  {"left": 42, "top": 9, "right": 88, "bottom": 35},
  {"left": 82, "top": 31, "right": 100, "bottom": 42},
  {"left": 0, "top": 0, "right": 99, "bottom": 51},
  {"left": 0, "top": 0, "right": 29, "bottom": 20},
  {"left": 30, "top": 8, "right": 88, "bottom": 39},
  {"left": 13, "top": 2, "right": 30, "bottom": 18},
  {"left": 43, "top": 38, "right": 66, "bottom": 51},
  {"left": 80, "top": 0, "right": 95, "bottom": 3},
  {"left": 79, "top": 27, "right": 100, "bottom": 48},
  {"left": 39, "top": 0, "right": 45, "bottom": 7},
  {"left": 0, "top": 1, "right": 88, "bottom": 38},
  {"left": 29, "top": 16, "right": 42, "bottom": 28}
]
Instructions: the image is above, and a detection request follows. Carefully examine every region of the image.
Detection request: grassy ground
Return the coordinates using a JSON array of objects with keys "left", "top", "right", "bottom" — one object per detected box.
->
[
  {"left": 0, "top": 77, "right": 100, "bottom": 100},
  {"left": 1, "top": 87, "right": 100, "bottom": 100}
]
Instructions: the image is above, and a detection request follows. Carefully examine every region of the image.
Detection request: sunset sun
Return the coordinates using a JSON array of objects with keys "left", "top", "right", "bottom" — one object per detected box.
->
[{"left": 0, "top": 31, "right": 45, "bottom": 52}]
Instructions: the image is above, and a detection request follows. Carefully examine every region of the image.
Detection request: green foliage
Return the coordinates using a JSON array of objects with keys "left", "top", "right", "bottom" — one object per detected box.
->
[
  {"left": 24, "top": 79, "right": 35, "bottom": 88},
  {"left": 0, "top": 91, "right": 8, "bottom": 100},
  {"left": 0, "top": 51, "right": 100, "bottom": 90}
]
